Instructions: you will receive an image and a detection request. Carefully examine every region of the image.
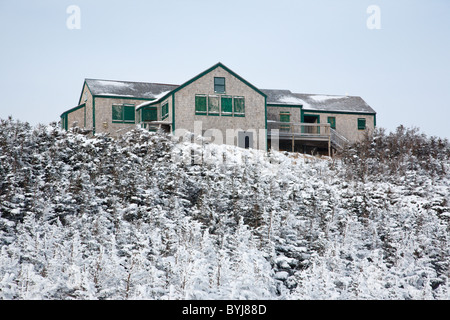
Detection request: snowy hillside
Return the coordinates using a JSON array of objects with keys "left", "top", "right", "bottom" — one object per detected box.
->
[{"left": 0, "top": 117, "right": 449, "bottom": 299}]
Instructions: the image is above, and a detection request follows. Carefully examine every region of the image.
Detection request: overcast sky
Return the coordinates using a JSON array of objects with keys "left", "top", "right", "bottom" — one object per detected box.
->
[{"left": 0, "top": 0, "right": 449, "bottom": 139}]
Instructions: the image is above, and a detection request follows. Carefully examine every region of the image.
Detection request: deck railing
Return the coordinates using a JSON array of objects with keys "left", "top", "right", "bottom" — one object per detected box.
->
[
  {"left": 267, "top": 121, "right": 331, "bottom": 139},
  {"left": 330, "top": 128, "right": 349, "bottom": 149},
  {"left": 267, "top": 121, "right": 349, "bottom": 153}
]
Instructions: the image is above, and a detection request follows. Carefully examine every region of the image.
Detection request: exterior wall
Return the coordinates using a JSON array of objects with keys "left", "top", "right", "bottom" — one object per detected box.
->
[
  {"left": 174, "top": 66, "right": 266, "bottom": 150},
  {"left": 94, "top": 97, "right": 152, "bottom": 137},
  {"left": 267, "top": 106, "right": 302, "bottom": 122},
  {"left": 63, "top": 83, "right": 92, "bottom": 130},
  {"left": 67, "top": 105, "right": 86, "bottom": 129},
  {"left": 303, "top": 111, "right": 375, "bottom": 142}
]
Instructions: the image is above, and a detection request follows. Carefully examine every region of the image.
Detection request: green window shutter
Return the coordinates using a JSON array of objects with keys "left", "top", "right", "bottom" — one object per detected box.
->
[
  {"left": 112, "top": 104, "right": 123, "bottom": 122},
  {"left": 358, "top": 118, "right": 366, "bottom": 130},
  {"left": 234, "top": 97, "right": 245, "bottom": 116},
  {"left": 161, "top": 103, "right": 169, "bottom": 120},
  {"left": 142, "top": 107, "right": 157, "bottom": 121},
  {"left": 280, "top": 112, "right": 290, "bottom": 123},
  {"left": 61, "top": 114, "right": 68, "bottom": 130},
  {"left": 328, "top": 116, "right": 336, "bottom": 129},
  {"left": 280, "top": 112, "right": 290, "bottom": 132},
  {"left": 124, "top": 105, "right": 135, "bottom": 123},
  {"left": 195, "top": 95, "right": 207, "bottom": 115},
  {"left": 208, "top": 95, "right": 220, "bottom": 114},
  {"left": 221, "top": 96, "right": 232, "bottom": 115},
  {"left": 214, "top": 77, "right": 225, "bottom": 93}
]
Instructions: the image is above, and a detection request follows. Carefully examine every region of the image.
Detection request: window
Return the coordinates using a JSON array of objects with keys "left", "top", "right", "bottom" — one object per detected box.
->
[
  {"left": 123, "top": 105, "right": 135, "bottom": 122},
  {"left": 280, "top": 112, "right": 290, "bottom": 123},
  {"left": 280, "top": 111, "right": 290, "bottom": 132},
  {"left": 161, "top": 102, "right": 169, "bottom": 120},
  {"left": 141, "top": 107, "right": 157, "bottom": 122},
  {"left": 208, "top": 95, "right": 220, "bottom": 115},
  {"left": 112, "top": 104, "right": 122, "bottom": 121},
  {"left": 234, "top": 96, "right": 245, "bottom": 117},
  {"left": 221, "top": 95, "right": 232, "bottom": 115},
  {"left": 195, "top": 95, "right": 207, "bottom": 115},
  {"left": 328, "top": 116, "right": 336, "bottom": 129},
  {"left": 214, "top": 77, "right": 225, "bottom": 93},
  {"left": 112, "top": 104, "right": 135, "bottom": 123},
  {"left": 195, "top": 94, "right": 245, "bottom": 117},
  {"left": 358, "top": 118, "right": 366, "bottom": 130}
]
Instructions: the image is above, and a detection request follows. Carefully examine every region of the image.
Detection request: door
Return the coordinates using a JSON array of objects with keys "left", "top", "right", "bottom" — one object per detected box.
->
[
  {"left": 303, "top": 115, "right": 320, "bottom": 134},
  {"left": 238, "top": 131, "right": 254, "bottom": 149}
]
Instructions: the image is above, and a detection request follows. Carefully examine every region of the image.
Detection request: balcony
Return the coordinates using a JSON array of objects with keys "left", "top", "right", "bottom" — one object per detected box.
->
[{"left": 267, "top": 121, "right": 349, "bottom": 154}]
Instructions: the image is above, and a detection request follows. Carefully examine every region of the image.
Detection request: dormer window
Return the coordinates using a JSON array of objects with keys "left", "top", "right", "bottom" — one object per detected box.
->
[{"left": 214, "top": 77, "right": 225, "bottom": 93}]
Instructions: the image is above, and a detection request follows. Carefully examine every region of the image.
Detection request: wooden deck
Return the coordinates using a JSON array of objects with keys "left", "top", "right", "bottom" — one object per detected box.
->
[{"left": 267, "top": 121, "right": 349, "bottom": 155}]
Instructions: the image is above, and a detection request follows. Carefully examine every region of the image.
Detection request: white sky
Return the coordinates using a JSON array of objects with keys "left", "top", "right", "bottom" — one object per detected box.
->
[{"left": 0, "top": 0, "right": 449, "bottom": 139}]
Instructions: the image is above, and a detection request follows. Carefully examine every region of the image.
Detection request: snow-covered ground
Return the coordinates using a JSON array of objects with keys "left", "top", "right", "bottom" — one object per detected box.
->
[{"left": 0, "top": 118, "right": 448, "bottom": 299}]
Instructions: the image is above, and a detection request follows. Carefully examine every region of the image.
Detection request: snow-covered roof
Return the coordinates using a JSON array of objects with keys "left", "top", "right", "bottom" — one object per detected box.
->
[
  {"left": 84, "top": 79, "right": 374, "bottom": 114},
  {"left": 136, "top": 90, "right": 172, "bottom": 110},
  {"left": 85, "top": 79, "right": 179, "bottom": 100},
  {"left": 262, "top": 89, "right": 376, "bottom": 114},
  {"left": 262, "top": 89, "right": 306, "bottom": 106},
  {"left": 294, "top": 93, "right": 376, "bottom": 114}
]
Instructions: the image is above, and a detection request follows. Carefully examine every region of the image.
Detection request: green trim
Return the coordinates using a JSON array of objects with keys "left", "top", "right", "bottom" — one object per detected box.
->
[
  {"left": 327, "top": 116, "right": 336, "bottom": 129},
  {"left": 303, "top": 109, "right": 376, "bottom": 116},
  {"left": 161, "top": 102, "right": 169, "bottom": 120},
  {"left": 172, "top": 94, "right": 175, "bottom": 133},
  {"left": 358, "top": 118, "right": 366, "bottom": 130},
  {"left": 267, "top": 104, "right": 303, "bottom": 108},
  {"left": 92, "top": 97, "right": 96, "bottom": 135},
  {"left": 264, "top": 96, "right": 268, "bottom": 151},
  {"left": 280, "top": 111, "right": 290, "bottom": 123},
  {"left": 195, "top": 95, "right": 208, "bottom": 115},
  {"left": 221, "top": 95, "right": 232, "bottom": 114},
  {"left": 60, "top": 113, "right": 68, "bottom": 130}
]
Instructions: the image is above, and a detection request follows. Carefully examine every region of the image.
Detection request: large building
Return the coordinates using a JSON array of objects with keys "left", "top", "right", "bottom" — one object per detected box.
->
[{"left": 60, "top": 62, "right": 376, "bottom": 155}]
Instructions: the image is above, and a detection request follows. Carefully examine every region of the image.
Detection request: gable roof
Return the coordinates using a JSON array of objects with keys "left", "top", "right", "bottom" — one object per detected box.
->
[
  {"left": 169, "top": 62, "right": 267, "bottom": 98},
  {"left": 262, "top": 89, "right": 375, "bottom": 114},
  {"left": 75, "top": 65, "right": 374, "bottom": 115},
  {"left": 84, "top": 78, "right": 179, "bottom": 99}
]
